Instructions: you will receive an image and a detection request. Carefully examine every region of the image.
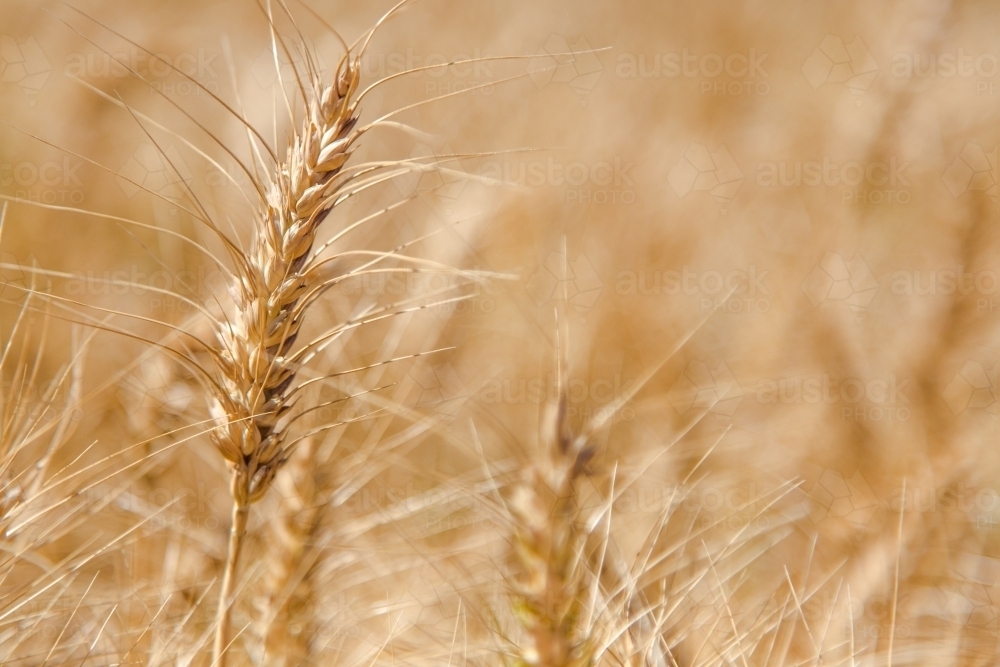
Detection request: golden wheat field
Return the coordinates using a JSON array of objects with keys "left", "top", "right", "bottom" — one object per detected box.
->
[{"left": 0, "top": 0, "right": 998, "bottom": 664}]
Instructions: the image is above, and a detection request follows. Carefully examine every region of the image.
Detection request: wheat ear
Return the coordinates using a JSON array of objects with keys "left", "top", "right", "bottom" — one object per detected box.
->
[
  {"left": 498, "top": 300, "right": 705, "bottom": 665},
  {"left": 209, "top": 46, "right": 365, "bottom": 665},
  {"left": 507, "top": 384, "right": 599, "bottom": 667}
]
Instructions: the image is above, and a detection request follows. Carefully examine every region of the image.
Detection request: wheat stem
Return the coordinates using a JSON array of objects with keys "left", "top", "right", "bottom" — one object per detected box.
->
[{"left": 214, "top": 501, "right": 249, "bottom": 667}]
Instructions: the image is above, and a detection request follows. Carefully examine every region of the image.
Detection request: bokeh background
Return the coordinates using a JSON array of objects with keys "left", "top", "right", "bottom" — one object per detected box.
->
[{"left": 1, "top": 0, "right": 998, "bottom": 664}]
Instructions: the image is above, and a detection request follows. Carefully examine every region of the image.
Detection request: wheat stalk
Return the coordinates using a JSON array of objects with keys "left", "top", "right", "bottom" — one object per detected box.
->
[
  {"left": 259, "top": 436, "right": 323, "bottom": 666},
  {"left": 205, "top": 34, "right": 370, "bottom": 661},
  {"left": 0, "top": 3, "right": 517, "bottom": 659},
  {"left": 204, "top": 2, "right": 504, "bottom": 658}
]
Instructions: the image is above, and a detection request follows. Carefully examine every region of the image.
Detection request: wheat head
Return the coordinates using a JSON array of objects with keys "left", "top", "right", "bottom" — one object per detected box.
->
[{"left": 205, "top": 40, "right": 367, "bottom": 661}]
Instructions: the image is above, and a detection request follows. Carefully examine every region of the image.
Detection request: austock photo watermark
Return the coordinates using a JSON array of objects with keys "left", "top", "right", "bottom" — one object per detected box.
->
[
  {"left": 1, "top": 34, "right": 51, "bottom": 105},
  {"left": 0, "top": 376, "right": 85, "bottom": 423},
  {"left": 892, "top": 267, "right": 1000, "bottom": 315},
  {"left": 359, "top": 47, "right": 497, "bottom": 97},
  {"left": 347, "top": 33, "right": 608, "bottom": 105},
  {"left": 754, "top": 155, "right": 912, "bottom": 205},
  {"left": 943, "top": 360, "right": 999, "bottom": 424},
  {"left": 808, "top": 468, "right": 1000, "bottom": 536},
  {"left": 720, "top": 583, "right": 993, "bottom": 645},
  {"left": 479, "top": 155, "right": 636, "bottom": 205},
  {"left": 613, "top": 480, "right": 776, "bottom": 532},
  {"left": 392, "top": 142, "right": 474, "bottom": 216},
  {"left": 526, "top": 249, "right": 604, "bottom": 317},
  {"left": 249, "top": 44, "right": 326, "bottom": 90},
  {"left": 0, "top": 253, "right": 34, "bottom": 304},
  {"left": 801, "top": 251, "right": 879, "bottom": 314},
  {"left": 667, "top": 360, "right": 744, "bottom": 421},
  {"left": 802, "top": 34, "right": 1000, "bottom": 102},
  {"left": 64, "top": 480, "right": 229, "bottom": 532},
  {"left": 943, "top": 142, "right": 997, "bottom": 202},
  {"left": 406, "top": 360, "right": 638, "bottom": 426},
  {"left": 0, "top": 156, "right": 86, "bottom": 205},
  {"left": 114, "top": 140, "right": 268, "bottom": 221},
  {"left": 422, "top": 480, "right": 777, "bottom": 534},
  {"left": 117, "top": 142, "right": 194, "bottom": 202},
  {"left": 261, "top": 591, "right": 362, "bottom": 641},
  {"left": 803, "top": 250, "right": 1000, "bottom": 316},
  {"left": 551, "top": 36, "right": 999, "bottom": 107},
  {"left": 801, "top": 35, "right": 878, "bottom": 105},
  {"left": 789, "top": 588, "right": 916, "bottom": 643},
  {"left": 338, "top": 268, "right": 497, "bottom": 315},
  {"left": 615, "top": 47, "right": 770, "bottom": 96},
  {"left": 528, "top": 34, "right": 604, "bottom": 105},
  {"left": 251, "top": 44, "right": 499, "bottom": 98},
  {"left": 476, "top": 372, "right": 636, "bottom": 416},
  {"left": 756, "top": 372, "right": 913, "bottom": 423},
  {"left": 667, "top": 358, "right": 913, "bottom": 425},
  {"left": 615, "top": 265, "right": 771, "bottom": 314},
  {"left": 668, "top": 143, "right": 743, "bottom": 213},
  {"left": 63, "top": 264, "right": 226, "bottom": 314},
  {"left": 890, "top": 48, "right": 1000, "bottom": 95},
  {"left": 535, "top": 34, "right": 1000, "bottom": 105},
  {"left": 4, "top": 33, "right": 221, "bottom": 102},
  {"left": 65, "top": 45, "right": 221, "bottom": 98},
  {"left": 670, "top": 139, "right": 995, "bottom": 213}
]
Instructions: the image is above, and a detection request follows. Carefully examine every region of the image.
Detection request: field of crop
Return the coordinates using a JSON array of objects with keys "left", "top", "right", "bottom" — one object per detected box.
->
[{"left": 0, "top": 0, "right": 998, "bottom": 664}]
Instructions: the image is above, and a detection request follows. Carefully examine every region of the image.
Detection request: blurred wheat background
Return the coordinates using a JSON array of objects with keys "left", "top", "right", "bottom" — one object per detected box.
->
[{"left": 0, "top": 0, "right": 998, "bottom": 665}]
